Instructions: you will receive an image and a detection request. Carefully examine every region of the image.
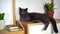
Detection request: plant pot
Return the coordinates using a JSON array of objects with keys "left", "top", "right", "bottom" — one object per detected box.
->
[
  {"left": 46, "top": 12, "right": 54, "bottom": 18},
  {"left": 0, "top": 20, "right": 5, "bottom": 30}
]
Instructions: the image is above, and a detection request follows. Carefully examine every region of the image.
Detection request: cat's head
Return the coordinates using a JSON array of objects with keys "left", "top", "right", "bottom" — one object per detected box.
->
[
  {"left": 19, "top": 7, "right": 28, "bottom": 16},
  {"left": 19, "top": 7, "right": 30, "bottom": 22}
]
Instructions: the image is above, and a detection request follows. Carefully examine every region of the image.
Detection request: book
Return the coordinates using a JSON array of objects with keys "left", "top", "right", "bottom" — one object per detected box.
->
[
  {"left": 7, "top": 28, "right": 19, "bottom": 31},
  {"left": 5, "top": 25, "right": 23, "bottom": 31},
  {"left": 5, "top": 25, "right": 19, "bottom": 29}
]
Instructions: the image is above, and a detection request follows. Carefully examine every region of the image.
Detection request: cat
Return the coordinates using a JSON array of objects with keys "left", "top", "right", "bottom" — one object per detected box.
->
[{"left": 19, "top": 7, "right": 58, "bottom": 33}]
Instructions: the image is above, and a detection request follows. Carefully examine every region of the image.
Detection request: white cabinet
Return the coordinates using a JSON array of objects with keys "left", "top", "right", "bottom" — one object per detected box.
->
[{"left": 29, "top": 24, "right": 52, "bottom": 34}]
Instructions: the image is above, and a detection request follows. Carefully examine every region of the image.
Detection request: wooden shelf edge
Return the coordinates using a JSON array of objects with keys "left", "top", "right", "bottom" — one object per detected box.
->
[{"left": 55, "top": 19, "right": 60, "bottom": 23}]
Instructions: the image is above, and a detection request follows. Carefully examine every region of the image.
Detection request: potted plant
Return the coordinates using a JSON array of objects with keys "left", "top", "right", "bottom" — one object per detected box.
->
[
  {"left": 0, "top": 13, "right": 5, "bottom": 30},
  {"left": 44, "top": 3, "right": 54, "bottom": 18}
]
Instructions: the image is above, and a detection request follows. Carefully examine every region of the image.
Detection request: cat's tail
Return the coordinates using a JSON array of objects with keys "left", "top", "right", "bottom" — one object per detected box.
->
[{"left": 50, "top": 17, "right": 58, "bottom": 33}]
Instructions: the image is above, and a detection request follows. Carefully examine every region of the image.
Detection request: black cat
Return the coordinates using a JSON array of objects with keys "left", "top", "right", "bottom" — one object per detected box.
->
[{"left": 19, "top": 7, "right": 58, "bottom": 33}]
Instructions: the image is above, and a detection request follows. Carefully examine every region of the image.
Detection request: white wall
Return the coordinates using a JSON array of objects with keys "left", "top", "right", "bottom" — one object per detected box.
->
[
  {"left": 54, "top": 0, "right": 60, "bottom": 19},
  {"left": 0, "top": 0, "right": 13, "bottom": 25},
  {"left": 16, "top": 0, "right": 44, "bottom": 13},
  {"left": 0, "top": 0, "right": 2, "bottom": 12}
]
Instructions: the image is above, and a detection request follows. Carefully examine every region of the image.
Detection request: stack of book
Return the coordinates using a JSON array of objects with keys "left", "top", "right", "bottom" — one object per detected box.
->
[{"left": 5, "top": 25, "right": 22, "bottom": 32}]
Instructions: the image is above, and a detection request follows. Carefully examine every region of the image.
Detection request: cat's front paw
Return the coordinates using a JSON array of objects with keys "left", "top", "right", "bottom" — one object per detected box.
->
[{"left": 41, "top": 27, "right": 47, "bottom": 31}]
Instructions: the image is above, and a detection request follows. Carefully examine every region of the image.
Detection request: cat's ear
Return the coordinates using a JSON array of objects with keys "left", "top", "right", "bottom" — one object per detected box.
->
[
  {"left": 19, "top": 7, "right": 22, "bottom": 10},
  {"left": 25, "top": 8, "right": 28, "bottom": 11}
]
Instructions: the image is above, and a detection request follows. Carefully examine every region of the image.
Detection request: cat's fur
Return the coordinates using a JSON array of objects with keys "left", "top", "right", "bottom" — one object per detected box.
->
[{"left": 19, "top": 7, "right": 58, "bottom": 33}]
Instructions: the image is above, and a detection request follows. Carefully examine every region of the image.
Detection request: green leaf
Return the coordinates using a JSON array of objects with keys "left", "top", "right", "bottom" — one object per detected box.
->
[
  {"left": 0, "top": 13, "right": 5, "bottom": 20},
  {"left": 44, "top": 3, "right": 54, "bottom": 12}
]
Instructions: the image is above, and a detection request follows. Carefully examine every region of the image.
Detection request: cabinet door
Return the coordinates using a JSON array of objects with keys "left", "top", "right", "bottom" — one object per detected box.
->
[{"left": 28, "top": 24, "right": 52, "bottom": 34}]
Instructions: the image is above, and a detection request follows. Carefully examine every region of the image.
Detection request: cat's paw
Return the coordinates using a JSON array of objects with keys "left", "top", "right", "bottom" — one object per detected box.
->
[{"left": 41, "top": 28, "right": 46, "bottom": 31}]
